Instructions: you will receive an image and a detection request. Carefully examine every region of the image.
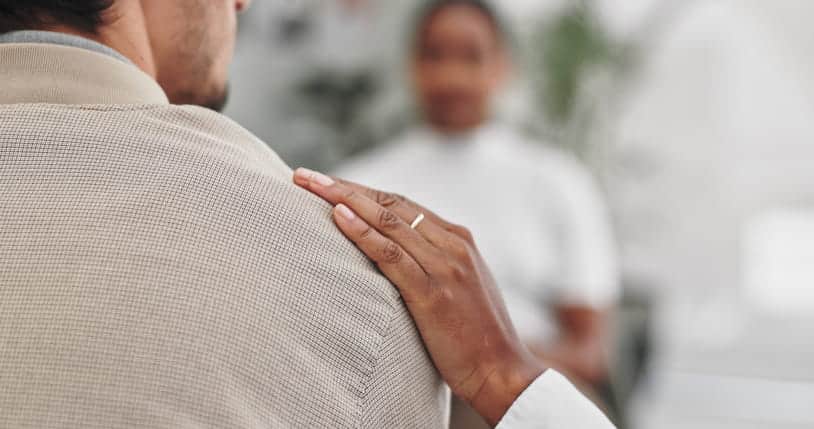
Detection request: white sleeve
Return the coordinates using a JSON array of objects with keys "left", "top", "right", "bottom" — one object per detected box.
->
[{"left": 495, "top": 370, "right": 616, "bottom": 429}]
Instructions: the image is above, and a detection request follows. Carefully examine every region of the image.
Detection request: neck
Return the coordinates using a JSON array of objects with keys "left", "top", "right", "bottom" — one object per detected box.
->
[
  {"left": 44, "top": 1, "right": 157, "bottom": 78},
  {"left": 430, "top": 121, "right": 490, "bottom": 141}
]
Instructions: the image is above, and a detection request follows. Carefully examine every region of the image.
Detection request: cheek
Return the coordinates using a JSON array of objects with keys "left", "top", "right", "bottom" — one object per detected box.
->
[
  {"left": 412, "top": 65, "right": 437, "bottom": 99},
  {"left": 457, "top": 65, "right": 502, "bottom": 104},
  {"left": 207, "top": 9, "right": 239, "bottom": 78}
]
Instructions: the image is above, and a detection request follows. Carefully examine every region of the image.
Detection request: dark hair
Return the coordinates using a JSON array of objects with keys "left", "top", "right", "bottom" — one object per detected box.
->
[
  {"left": 0, "top": 0, "right": 114, "bottom": 34},
  {"left": 413, "top": 0, "right": 507, "bottom": 47}
]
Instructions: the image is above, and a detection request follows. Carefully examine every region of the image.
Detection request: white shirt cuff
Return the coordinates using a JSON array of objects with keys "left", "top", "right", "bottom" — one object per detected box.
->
[{"left": 495, "top": 370, "right": 616, "bottom": 429}]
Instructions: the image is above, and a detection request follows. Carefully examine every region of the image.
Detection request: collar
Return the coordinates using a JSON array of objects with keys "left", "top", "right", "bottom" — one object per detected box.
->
[
  {"left": 0, "top": 30, "right": 132, "bottom": 65},
  {"left": 416, "top": 121, "right": 510, "bottom": 150},
  {"left": 0, "top": 38, "right": 168, "bottom": 105}
]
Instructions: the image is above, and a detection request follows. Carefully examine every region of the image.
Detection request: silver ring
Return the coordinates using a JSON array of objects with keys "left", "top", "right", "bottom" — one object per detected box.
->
[{"left": 410, "top": 213, "right": 426, "bottom": 229}]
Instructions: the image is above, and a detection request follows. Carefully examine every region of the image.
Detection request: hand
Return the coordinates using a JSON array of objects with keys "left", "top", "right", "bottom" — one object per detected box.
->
[{"left": 293, "top": 168, "right": 546, "bottom": 426}]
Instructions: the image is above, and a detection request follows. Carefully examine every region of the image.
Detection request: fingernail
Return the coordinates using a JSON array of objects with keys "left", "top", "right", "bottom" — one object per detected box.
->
[
  {"left": 293, "top": 167, "right": 312, "bottom": 178},
  {"left": 298, "top": 168, "right": 334, "bottom": 187},
  {"left": 335, "top": 204, "right": 356, "bottom": 221}
]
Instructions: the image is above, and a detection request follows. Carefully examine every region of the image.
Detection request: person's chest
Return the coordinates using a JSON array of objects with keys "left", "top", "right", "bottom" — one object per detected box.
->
[{"left": 374, "top": 149, "right": 563, "bottom": 300}]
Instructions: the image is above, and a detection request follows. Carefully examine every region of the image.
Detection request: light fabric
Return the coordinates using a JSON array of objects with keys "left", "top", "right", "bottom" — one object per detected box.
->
[
  {"left": 335, "top": 125, "right": 619, "bottom": 343},
  {"left": 0, "top": 30, "right": 132, "bottom": 64},
  {"left": 0, "top": 42, "right": 449, "bottom": 428},
  {"left": 496, "top": 371, "right": 616, "bottom": 429}
]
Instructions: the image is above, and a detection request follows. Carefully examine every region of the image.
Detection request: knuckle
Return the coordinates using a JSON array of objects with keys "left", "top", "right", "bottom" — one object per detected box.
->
[
  {"left": 452, "top": 239, "right": 472, "bottom": 260},
  {"left": 449, "top": 263, "right": 470, "bottom": 282},
  {"left": 452, "top": 224, "right": 475, "bottom": 243},
  {"left": 439, "top": 260, "right": 469, "bottom": 283},
  {"left": 380, "top": 241, "right": 404, "bottom": 264},
  {"left": 341, "top": 188, "right": 358, "bottom": 202},
  {"left": 378, "top": 208, "right": 401, "bottom": 230},
  {"left": 375, "top": 191, "right": 405, "bottom": 208},
  {"left": 444, "top": 235, "right": 472, "bottom": 261},
  {"left": 361, "top": 186, "right": 379, "bottom": 200},
  {"left": 358, "top": 225, "right": 375, "bottom": 240}
]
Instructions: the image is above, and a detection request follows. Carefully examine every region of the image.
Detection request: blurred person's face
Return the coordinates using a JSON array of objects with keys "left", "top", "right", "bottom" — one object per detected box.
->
[
  {"left": 141, "top": 0, "right": 252, "bottom": 111},
  {"left": 412, "top": 4, "right": 508, "bottom": 134}
]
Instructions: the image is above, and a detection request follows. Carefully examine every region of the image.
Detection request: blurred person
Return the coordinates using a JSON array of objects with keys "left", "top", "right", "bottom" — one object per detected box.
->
[
  {"left": 336, "top": 0, "right": 620, "bottom": 398},
  {"left": 0, "top": 0, "right": 616, "bottom": 428}
]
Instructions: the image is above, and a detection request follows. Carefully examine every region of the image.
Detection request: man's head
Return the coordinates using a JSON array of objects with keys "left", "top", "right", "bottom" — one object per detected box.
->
[
  {"left": 0, "top": 0, "right": 252, "bottom": 111},
  {"left": 411, "top": 0, "right": 510, "bottom": 134}
]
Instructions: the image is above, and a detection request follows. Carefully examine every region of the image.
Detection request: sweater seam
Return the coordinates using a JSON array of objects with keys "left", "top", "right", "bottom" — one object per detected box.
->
[{"left": 352, "top": 304, "right": 402, "bottom": 429}]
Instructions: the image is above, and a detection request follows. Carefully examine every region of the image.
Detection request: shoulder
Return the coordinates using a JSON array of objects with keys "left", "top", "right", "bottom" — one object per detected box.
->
[
  {"left": 487, "top": 126, "right": 598, "bottom": 189},
  {"left": 490, "top": 129, "right": 609, "bottom": 222},
  {"left": 3, "top": 103, "right": 291, "bottom": 178},
  {"left": 1, "top": 103, "right": 446, "bottom": 426},
  {"left": 138, "top": 108, "right": 450, "bottom": 426},
  {"left": 536, "top": 146, "right": 598, "bottom": 191},
  {"left": 143, "top": 105, "right": 293, "bottom": 177}
]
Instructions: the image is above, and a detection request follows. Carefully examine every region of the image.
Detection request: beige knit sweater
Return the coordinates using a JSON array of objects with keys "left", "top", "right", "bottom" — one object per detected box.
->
[{"left": 0, "top": 43, "right": 448, "bottom": 428}]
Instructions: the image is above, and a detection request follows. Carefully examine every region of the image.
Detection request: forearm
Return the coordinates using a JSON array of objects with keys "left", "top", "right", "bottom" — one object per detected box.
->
[{"left": 533, "top": 306, "right": 612, "bottom": 384}]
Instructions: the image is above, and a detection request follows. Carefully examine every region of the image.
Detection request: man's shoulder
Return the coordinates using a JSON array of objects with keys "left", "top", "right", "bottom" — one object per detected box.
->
[
  {"left": 2, "top": 103, "right": 289, "bottom": 175},
  {"left": 0, "top": 103, "right": 447, "bottom": 428},
  {"left": 1, "top": 102, "right": 404, "bottom": 323}
]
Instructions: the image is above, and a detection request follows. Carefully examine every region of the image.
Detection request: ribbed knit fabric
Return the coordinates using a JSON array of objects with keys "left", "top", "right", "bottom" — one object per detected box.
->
[
  {"left": 0, "top": 31, "right": 133, "bottom": 64},
  {"left": 0, "top": 43, "right": 448, "bottom": 428}
]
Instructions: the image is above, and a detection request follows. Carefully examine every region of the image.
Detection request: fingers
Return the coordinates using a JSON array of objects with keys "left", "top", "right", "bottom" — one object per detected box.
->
[
  {"left": 339, "top": 182, "right": 462, "bottom": 249},
  {"left": 293, "top": 168, "right": 442, "bottom": 268},
  {"left": 293, "top": 169, "right": 472, "bottom": 250},
  {"left": 334, "top": 178, "right": 452, "bottom": 229},
  {"left": 332, "top": 204, "right": 430, "bottom": 302},
  {"left": 334, "top": 178, "right": 477, "bottom": 246}
]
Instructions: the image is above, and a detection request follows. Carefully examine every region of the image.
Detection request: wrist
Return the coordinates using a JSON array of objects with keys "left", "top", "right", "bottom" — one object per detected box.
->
[{"left": 469, "top": 349, "right": 547, "bottom": 427}]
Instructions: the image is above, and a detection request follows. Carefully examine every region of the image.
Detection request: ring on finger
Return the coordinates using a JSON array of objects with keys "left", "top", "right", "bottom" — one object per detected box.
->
[{"left": 410, "top": 213, "right": 426, "bottom": 230}]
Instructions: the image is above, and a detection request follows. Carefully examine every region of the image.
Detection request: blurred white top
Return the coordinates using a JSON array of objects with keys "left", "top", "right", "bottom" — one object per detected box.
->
[
  {"left": 497, "top": 370, "right": 615, "bottom": 429},
  {"left": 335, "top": 123, "right": 619, "bottom": 342}
]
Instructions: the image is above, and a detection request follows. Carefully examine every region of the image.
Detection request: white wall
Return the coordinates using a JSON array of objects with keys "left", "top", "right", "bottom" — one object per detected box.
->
[{"left": 606, "top": 1, "right": 814, "bottom": 426}]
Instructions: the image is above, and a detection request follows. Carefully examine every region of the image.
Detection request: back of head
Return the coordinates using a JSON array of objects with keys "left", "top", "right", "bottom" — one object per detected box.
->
[
  {"left": 1, "top": 0, "right": 248, "bottom": 111},
  {"left": 0, "top": 0, "right": 113, "bottom": 34}
]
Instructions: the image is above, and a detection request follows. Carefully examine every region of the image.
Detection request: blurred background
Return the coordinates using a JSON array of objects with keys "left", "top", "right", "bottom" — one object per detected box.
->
[{"left": 225, "top": 1, "right": 814, "bottom": 428}]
